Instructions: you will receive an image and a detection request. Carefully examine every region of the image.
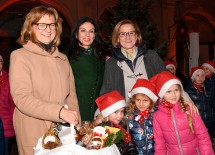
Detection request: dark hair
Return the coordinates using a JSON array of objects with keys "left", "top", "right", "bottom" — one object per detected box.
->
[{"left": 68, "top": 17, "right": 104, "bottom": 60}]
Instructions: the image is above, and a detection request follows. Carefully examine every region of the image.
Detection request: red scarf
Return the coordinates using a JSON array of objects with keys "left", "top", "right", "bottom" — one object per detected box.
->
[
  {"left": 193, "top": 83, "right": 203, "bottom": 93},
  {"left": 206, "top": 74, "right": 213, "bottom": 79},
  {"left": 137, "top": 108, "right": 150, "bottom": 125},
  {"left": 161, "top": 101, "right": 175, "bottom": 116},
  {"left": 110, "top": 121, "right": 131, "bottom": 143}
]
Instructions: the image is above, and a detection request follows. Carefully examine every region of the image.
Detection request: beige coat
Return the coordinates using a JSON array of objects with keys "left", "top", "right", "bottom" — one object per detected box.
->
[{"left": 9, "top": 41, "right": 80, "bottom": 155}]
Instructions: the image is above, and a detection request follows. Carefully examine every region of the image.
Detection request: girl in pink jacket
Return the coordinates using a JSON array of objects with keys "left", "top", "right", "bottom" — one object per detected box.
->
[{"left": 150, "top": 71, "right": 214, "bottom": 155}]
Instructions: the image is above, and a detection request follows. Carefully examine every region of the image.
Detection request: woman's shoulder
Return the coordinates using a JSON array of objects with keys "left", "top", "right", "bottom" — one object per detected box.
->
[
  {"left": 144, "top": 49, "right": 160, "bottom": 57},
  {"left": 105, "top": 57, "right": 119, "bottom": 67},
  {"left": 10, "top": 47, "right": 28, "bottom": 59}
]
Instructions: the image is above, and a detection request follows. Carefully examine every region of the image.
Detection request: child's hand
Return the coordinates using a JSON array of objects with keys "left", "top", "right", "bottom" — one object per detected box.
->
[
  {"left": 93, "top": 113, "right": 104, "bottom": 126},
  {"left": 185, "top": 99, "right": 199, "bottom": 115}
]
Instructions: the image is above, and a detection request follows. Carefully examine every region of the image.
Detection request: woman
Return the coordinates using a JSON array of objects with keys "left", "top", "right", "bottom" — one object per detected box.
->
[
  {"left": 0, "top": 54, "right": 15, "bottom": 155},
  {"left": 99, "top": 19, "right": 196, "bottom": 114},
  {"left": 9, "top": 6, "right": 80, "bottom": 155},
  {"left": 68, "top": 17, "right": 105, "bottom": 121},
  {"left": 100, "top": 19, "right": 166, "bottom": 102}
]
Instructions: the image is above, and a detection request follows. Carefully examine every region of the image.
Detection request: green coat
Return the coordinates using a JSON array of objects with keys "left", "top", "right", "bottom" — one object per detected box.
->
[{"left": 70, "top": 50, "right": 105, "bottom": 121}]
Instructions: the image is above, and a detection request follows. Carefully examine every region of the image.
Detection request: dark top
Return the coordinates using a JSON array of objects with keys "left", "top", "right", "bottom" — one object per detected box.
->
[
  {"left": 100, "top": 41, "right": 166, "bottom": 98},
  {"left": 70, "top": 47, "right": 105, "bottom": 121}
]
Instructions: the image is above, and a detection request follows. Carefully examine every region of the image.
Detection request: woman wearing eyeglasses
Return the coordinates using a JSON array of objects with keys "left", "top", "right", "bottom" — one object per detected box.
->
[
  {"left": 9, "top": 6, "right": 80, "bottom": 155},
  {"left": 99, "top": 19, "right": 197, "bottom": 112},
  {"left": 67, "top": 17, "right": 105, "bottom": 121},
  {"left": 99, "top": 19, "right": 165, "bottom": 102}
]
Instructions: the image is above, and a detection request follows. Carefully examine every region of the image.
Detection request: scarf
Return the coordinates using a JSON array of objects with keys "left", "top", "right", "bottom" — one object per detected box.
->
[
  {"left": 193, "top": 83, "right": 203, "bottom": 93},
  {"left": 110, "top": 121, "right": 131, "bottom": 143},
  {"left": 135, "top": 108, "right": 150, "bottom": 125},
  {"left": 161, "top": 100, "right": 175, "bottom": 116}
]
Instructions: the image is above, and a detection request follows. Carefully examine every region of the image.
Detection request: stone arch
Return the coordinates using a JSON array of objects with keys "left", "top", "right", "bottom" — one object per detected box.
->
[
  {"left": 0, "top": 0, "right": 72, "bottom": 71},
  {"left": 180, "top": 9, "right": 215, "bottom": 42}
]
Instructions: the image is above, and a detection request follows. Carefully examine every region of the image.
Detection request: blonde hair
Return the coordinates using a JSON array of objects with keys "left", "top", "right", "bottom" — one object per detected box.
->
[
  {"left": 112, "top": 19, "right": 142, "bottom": 47},
  {"left": 179, "top": 96, "right": 194, "bottom": 133},
  {"left": 172, "top": 84, "right": 194, "bottom": 133},
  {"left": 127, "top": 93, "right": 155, "bottom": 116},
  {"left": 17, "top": 6, "right": 62, "bottom": 48}
]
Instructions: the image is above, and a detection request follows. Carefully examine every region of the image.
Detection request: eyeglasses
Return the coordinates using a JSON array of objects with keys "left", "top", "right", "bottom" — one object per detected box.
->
[
  {"left": 34, "top": 23, "right": 57, "bottom": 30},
  {"left": 119, "top": 31, "right": 136, "bottom": 37}
]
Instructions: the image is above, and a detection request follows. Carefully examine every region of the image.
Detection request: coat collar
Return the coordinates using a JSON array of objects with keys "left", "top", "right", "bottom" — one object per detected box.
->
[
  {"left": 111, "top": 41, "right": 148, "bottom": 61},
  {"left": 23, "top": 41, "right": 66, "bottom": 60}
]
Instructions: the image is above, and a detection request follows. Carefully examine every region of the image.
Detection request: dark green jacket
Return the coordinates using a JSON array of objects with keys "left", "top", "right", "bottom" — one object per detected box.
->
[{"left": 70, "top": 51, "right": 105, "bottom": 121}]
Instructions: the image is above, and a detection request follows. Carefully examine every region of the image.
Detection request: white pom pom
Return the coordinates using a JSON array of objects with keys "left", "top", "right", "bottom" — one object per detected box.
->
[{"left": 128, "top": 93, "right": 132, "bottom": 98}]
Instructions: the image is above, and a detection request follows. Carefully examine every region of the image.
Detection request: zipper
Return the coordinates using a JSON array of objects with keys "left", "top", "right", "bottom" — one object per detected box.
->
[
  {"left": 144, "top": 122, "right": 148, "bottom": 155},
  {"left": 171, "top": 109, "right": 184, "bottom": 155}
]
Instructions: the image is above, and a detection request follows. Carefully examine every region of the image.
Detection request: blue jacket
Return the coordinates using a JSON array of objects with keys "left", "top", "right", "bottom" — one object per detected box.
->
[{"left": 127, "top": 108, "right": 156, "bottom": 155}]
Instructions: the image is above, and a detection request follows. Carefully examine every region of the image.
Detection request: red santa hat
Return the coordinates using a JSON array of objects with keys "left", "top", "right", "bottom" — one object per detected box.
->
[
  {"left": 95, "top": 90, "right": 126, "bottom": 117},
  {"left": 150, "top": 71, "right": 182, "bottom": 98},
  {"left": 190, "top": 66, "right": 205, "bottom": 81},
  {"left": 202, "top": 60, "right": 215, "bottom": 73},
  {"left": 128, "top": 79, "right": 158, "bottom": 102},
  {"left": 164, "top": 60, "right": 176, "bottom": 70}
]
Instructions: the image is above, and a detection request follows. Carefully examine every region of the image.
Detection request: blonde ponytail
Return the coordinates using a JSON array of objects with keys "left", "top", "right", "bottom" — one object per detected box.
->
[{"left": 180, "top": 97, "right": 194, "bottom": 133}]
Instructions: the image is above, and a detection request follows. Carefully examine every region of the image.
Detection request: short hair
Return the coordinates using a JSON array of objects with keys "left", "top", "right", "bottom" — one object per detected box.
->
[
  {"left": 112, "top": 19, "right": 142, "bottom": 47},
  {"left": 17, "top": 6, "right": 62, "bottom": 48}
]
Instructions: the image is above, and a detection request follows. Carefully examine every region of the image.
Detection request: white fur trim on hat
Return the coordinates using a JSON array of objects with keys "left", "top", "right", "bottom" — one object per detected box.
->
[
  {"left": 202, "top": 63, "right": 215, "bottom": 73},
  {"left": 129, "top": 87, "right": 158, "bottom": 102},
  {"left": 191, "top": 69, "right": 205, "bottom": 81},
  {"left": 101, "top": 100, "right": 126, "bottom": 117},
  {"left": 166, "top": 64, "right": 176, "bottom": 70},
  {"left": 159, "top": 79, "right": 182, "bottom": 98},
  {"left": 94, "top": 108, "right": 101, "bottom": 120}
]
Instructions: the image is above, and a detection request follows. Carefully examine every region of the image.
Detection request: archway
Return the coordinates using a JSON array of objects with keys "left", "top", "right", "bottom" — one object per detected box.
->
[
  {"left": 175, "top": 11, "right": 215, "bottom": 75},
  {"left": 0, "top": 1, "right": 71, "bottom": 71}
]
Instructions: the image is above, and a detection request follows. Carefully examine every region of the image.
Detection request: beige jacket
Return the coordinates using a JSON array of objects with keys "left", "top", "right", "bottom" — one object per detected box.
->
[{"left": 9, "top": 41, "right": 80, "bottom": 155}]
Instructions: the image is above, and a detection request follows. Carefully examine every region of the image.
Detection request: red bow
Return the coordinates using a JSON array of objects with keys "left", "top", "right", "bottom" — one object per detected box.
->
[
  {"left": 161, "top": 101, "right": 175, "bottom": 116},
  {"left": 110, "top": 121, "right": 131, "bottom": 143},
  {"left": 137, "top": 108, "right": 150, "bottom": 124}
]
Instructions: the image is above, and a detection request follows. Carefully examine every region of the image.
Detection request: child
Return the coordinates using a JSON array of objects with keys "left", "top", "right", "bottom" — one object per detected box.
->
[
  {"left": 95, "top": 90, "right": 137, "bottom": 155},
  {"left": 0, "top": 54, "right": 15, "bottom": 155},
  {"left": 185, "top": 67, "right": 215, "bottom": 129},
  {"left": 127, "top": 78, "right": 158, "bottom": 155},
  {"left": 164, "top": 60, "right": 188, "bottom": 87},
  {"left": 202, "top": 60, "right": 215, "bottom": 110},
  {"left": 150, "top": 71, "right": 214, "bottom": 155}
]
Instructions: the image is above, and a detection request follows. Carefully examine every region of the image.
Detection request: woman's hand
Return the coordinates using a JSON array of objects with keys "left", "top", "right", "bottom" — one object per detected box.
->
[
  {"left": 185, "top": 99, "right": 199, "bottom": 115},
  {"left": 60, "top": 108, "right": 79, "bottom": 126}
]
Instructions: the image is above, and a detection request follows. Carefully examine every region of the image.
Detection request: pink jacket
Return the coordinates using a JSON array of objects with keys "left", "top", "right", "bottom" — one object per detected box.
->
[
  {"left": 153, "top": 102, "right": 214, "bottom": 155},
  {"left": 0, "top": 69, "right": 15, "bottom": 137}
]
